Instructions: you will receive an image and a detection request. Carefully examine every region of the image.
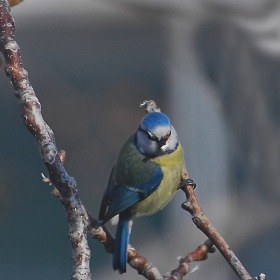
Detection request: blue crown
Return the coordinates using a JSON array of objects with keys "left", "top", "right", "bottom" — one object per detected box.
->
[{"left": 141, "top": 112, "right": 170, "bottom": 132}]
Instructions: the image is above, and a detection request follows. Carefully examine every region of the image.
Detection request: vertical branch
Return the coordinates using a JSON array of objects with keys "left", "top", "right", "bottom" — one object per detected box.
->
[{"left": 0, "top": 1, "right": 91, "bottom": 279}]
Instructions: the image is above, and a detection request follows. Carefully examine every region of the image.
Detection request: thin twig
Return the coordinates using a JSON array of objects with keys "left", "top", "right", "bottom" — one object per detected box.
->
[{"left": 168, "top": 239, "right": 215, "bottom": 280}]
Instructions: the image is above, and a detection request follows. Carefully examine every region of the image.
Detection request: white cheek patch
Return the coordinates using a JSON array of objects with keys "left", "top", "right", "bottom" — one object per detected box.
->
[
  {"left": 153, "top": 125, "right": 170, "bottom": 139},
  {"left": 160, "top": 126, "right": 178, "bottom": 152},
  {"left": 160, "top": 141, "right": 169, "bottom": 151}
]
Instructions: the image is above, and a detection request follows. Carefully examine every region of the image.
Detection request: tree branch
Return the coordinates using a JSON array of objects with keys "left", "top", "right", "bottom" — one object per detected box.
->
[
  {"left": 180, "top": 179, "right": 253, "bottom": 280},
  {"left": 168, "top": 239, "right": 214, "bottom": 280},
  {"left": 88, "top": 211, "right": 214, "bottom": 280},
  {"left": 0, "top": 1, "right": 91, "bottom": 279},
  {"left": 88, "top": 213, "right": 163, "bottom": 279}
]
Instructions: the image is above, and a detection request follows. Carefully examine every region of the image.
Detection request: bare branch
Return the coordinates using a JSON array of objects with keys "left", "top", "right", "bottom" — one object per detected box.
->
[
  {"left": 0, "top": 1, "right": 91, "bottom": 279},
  {"left": 88, "top": 212, "right": 163, "bottom": 279},
  {"left": 168, "top": 239, "right": 214, "bottom": 280},
  {"left": 88, "top": 210, "right": 214, "bottom": 280},
  {"left": 180, "top": 179, "right": 253, "bottom": 280}
]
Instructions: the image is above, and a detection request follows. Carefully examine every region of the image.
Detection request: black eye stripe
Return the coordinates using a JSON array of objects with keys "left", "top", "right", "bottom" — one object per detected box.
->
[
  {"left": 138, "top": 126, "right": 171, "bottom": 142},
  {"left": 147, "top": 130, "right": 171, "bottom": 142},
  {"left": 147, "top": 131, "right": 158, "bottom": 141}
]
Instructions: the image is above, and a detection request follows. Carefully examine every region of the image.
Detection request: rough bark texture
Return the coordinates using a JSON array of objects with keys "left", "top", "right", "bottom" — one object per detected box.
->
[{"left": 0, "top": 1, "right": 91, "bottom": 279}]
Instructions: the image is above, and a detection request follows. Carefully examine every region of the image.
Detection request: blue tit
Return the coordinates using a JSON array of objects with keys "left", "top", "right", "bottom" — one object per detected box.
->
[{"left": 99, "top": 109, "right": 187, "bottom": 273}]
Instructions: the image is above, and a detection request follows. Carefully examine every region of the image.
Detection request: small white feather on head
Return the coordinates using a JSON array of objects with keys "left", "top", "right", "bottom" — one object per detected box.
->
[{"left": 140, "top": 100, "right": 161, "bottom": 113}]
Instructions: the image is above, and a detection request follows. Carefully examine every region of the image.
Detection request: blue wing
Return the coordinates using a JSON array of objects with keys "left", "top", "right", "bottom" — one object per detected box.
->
[
  {"left": 99, "top": 135, "right": 163, "bottom": 224},
  {"left": 100, "top": 165, "right": 162, "bottom": 224}
]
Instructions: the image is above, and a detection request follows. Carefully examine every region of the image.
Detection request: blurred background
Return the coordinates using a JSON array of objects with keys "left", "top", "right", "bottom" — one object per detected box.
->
[{"left": 1, "top": 0, "right": 280, "bottom": 279}]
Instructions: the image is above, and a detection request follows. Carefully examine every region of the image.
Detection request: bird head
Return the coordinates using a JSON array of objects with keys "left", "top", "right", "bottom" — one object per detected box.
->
[{"left": 135, "top": 112, "right": 179, "bottom": 157}]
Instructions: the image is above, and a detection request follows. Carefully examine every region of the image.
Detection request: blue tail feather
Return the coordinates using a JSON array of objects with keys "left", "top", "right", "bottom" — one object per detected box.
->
[{"left": 113, "top": 215, "right": 132, "bottom": 273}]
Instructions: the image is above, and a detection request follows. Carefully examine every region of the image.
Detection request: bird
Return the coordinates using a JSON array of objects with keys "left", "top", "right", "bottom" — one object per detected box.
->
[{"left": 99, "top": 101, "right": 188, "bottom": 273}]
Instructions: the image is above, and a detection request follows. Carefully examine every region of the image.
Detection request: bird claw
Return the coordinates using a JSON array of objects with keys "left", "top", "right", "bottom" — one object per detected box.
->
[{"left": 180, "top": 178, "right": 197, "bottom": 189}]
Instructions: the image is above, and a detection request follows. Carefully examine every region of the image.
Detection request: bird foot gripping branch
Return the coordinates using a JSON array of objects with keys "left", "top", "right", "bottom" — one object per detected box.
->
[{"left": 180, "top": 178, "right": 197, "bottom": 190}]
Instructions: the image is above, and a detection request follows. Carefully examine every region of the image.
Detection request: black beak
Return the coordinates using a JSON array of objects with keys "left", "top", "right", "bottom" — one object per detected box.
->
[{"left": 159, "top": 134, "right": 170, "bottom": 147}]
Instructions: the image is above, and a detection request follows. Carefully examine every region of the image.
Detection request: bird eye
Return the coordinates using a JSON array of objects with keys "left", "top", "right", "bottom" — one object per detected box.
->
[
  {"left": 147, "top": 131, "right": 158, "bottom": 141},
  {"left": 164, "top": 130, "right": 171, "bottom": 140}
]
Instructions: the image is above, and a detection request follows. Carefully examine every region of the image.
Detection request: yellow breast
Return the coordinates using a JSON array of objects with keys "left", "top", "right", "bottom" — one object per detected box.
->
[{"left": 131, "top": 143, "right": 185, "bottom": 217}]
